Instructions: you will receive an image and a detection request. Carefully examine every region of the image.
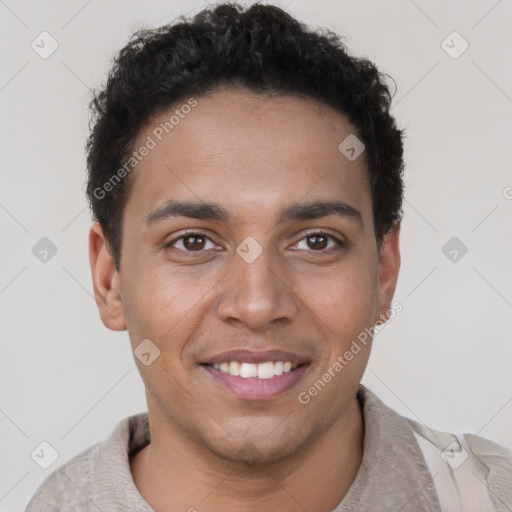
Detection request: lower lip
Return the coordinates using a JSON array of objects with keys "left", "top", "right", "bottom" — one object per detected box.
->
[{"left": 202, "top": 364, "right": 310, "bottom": 399}]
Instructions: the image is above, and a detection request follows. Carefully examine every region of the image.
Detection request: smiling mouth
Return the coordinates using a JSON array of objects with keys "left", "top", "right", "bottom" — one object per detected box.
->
[
  {"left": 201, "top": 361, "right": 310, "bottom": 399},
  {"left": 204, "top": 361, "right": 303, "bottom": 379}
]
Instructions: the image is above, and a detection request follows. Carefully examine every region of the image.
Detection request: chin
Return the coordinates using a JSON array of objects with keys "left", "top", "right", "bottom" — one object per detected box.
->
[{"left": 203, "top": 428, "right": 307, "bottom": 467}]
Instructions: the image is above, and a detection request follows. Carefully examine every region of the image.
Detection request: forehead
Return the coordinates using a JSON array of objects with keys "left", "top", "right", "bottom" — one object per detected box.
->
[{"left": 125, "top": 89, "right": 371, "bottom": 224}]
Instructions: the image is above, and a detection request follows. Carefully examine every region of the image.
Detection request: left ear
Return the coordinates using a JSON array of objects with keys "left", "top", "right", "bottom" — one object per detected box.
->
[{"left": 375, "top": 222, "right": 401, "bottom": 323}]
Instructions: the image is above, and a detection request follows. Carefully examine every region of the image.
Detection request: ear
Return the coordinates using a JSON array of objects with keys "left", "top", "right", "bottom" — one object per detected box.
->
[
  {"left": 89, "top": 222, "right": 127, "bottom": 331},
  {"left": 375, "top": 222, "right": 401, "bottom": 324}
]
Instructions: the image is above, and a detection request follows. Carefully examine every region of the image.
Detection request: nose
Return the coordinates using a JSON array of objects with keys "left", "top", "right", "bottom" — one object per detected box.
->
[{"left": 216, "top": 243, "right": 299, "bottom": 332}]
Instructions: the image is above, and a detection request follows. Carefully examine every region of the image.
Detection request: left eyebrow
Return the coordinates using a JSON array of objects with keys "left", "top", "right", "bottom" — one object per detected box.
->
[{"left": 278, "top": 200, "right": 363, "bottom": 226}]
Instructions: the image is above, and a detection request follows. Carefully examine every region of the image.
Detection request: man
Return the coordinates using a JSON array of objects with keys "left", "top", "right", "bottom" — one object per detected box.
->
[{"left": 25, "top": 3, "right": 511, "bottom": 511}]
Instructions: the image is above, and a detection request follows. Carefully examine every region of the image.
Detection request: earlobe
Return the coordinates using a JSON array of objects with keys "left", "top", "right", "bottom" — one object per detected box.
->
[
  {"left": 375, "top": 222, "right": 401, "bottom": 324},
  {"left": 89, "top": 222, "right": 127, "bottom": 331}
]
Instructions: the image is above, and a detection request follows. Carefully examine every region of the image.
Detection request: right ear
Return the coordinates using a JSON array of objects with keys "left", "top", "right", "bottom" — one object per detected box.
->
[{"left": 89, "top": 222, "right": 127, "bottom": 331}]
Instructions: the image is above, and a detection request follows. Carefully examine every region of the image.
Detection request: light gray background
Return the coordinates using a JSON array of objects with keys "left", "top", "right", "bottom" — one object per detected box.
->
[{"left": 1, "top": 0, "right": 511, "bottom": 510}]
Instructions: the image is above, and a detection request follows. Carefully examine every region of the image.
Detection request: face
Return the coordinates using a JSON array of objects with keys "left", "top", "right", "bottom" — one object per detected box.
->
[{"left": 90, "top": 88, "right": 400, "bottom": 464}]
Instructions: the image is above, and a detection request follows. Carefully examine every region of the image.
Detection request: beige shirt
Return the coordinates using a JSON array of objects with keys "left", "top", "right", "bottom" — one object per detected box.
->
[{"left": 24, "top": 385, "right": 511, "bottom": 511}]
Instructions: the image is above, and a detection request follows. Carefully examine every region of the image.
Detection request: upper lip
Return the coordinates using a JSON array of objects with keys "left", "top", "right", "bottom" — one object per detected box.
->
[{"left": 201, "top": 350, "right": 309, "bottom": 365}]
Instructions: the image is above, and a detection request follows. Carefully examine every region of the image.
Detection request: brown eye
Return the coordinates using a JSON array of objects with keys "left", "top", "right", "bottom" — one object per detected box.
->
[
  {"left": 307, "top": 234, "right": 329, "bottom": 250},
  {"left": 182, "top": 235, "right": 206, "bottom": 251},
  {"left": 295, "top": 231, "right": 344, "bottom": 252},
  {"left": 165, "top": 232, "right": 216, "bottom": 252}
]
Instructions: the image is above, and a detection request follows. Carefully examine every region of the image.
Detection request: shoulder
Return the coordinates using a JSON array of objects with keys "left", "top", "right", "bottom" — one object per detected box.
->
[
  {"left": 24, "top": 442, "right": 101, "bottom": 511},
  {"left": 405, "top": 414, "right": 512, "bottom": 473},
  {"left": 463, "top": 429, "right": 512, "bottom": 465},
  {"left": 405, "top": 415, "right": 512, "bottom": 511},
  {"left": 24, "top": 414, "right": 148, "bottom": 512},
  {"left": 357, "top": 385, "right": 511, "bottom": 510}
]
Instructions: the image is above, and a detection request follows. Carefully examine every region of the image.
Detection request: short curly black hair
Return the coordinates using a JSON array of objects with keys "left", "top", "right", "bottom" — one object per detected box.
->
[{"left": 86, "top": 2, "right": 404, "bottom": 271}]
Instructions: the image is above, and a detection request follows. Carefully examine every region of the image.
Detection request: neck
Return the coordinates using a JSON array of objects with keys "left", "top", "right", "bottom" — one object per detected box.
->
[{"left": 131, "top": 396, "right": 364, "bottom": 512}]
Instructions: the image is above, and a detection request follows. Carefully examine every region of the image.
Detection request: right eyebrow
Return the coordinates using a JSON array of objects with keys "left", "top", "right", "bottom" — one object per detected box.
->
[{"left": 145, "top": 200, "right": 230, "bottom": 226}]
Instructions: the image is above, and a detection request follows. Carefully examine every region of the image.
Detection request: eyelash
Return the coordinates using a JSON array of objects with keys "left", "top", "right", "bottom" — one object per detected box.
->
[{"left": 164, "top": 230, "right": 345, "bottom": 254}]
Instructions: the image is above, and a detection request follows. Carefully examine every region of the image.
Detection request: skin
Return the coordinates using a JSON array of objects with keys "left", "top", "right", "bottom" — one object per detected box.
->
[{"left": 89, "top": 88, "right": 401, "bottom": 511}]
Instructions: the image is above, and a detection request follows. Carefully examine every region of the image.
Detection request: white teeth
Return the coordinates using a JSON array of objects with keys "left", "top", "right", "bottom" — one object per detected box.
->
[
  {"left": 229, "top": 361, "right": 241, "bottom": 376},
  {"left": 274, "top": 361, "right": 284, "bottom": 376},
  {"left": 240, "top": 362, "right": 258, "bottom": 378},
  {"left": 257, "top": 361, "right": 274, "bottom": 379},
  {"left": 211, "top": 361, "right": 299, "bottom": 378}
]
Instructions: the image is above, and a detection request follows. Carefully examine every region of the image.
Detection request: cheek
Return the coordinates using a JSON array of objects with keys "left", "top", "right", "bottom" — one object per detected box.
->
[
  {"left": 292, "top": 256, "right": 379, "bottom": 337},
  {"left": 121, "top": 262, "right": 218, "bottom": 352}
]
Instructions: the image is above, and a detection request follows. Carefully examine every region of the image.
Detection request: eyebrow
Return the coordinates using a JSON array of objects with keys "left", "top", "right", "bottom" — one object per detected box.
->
[{"left": 145, "top": 199, "right": 362, "bottom": 226}]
